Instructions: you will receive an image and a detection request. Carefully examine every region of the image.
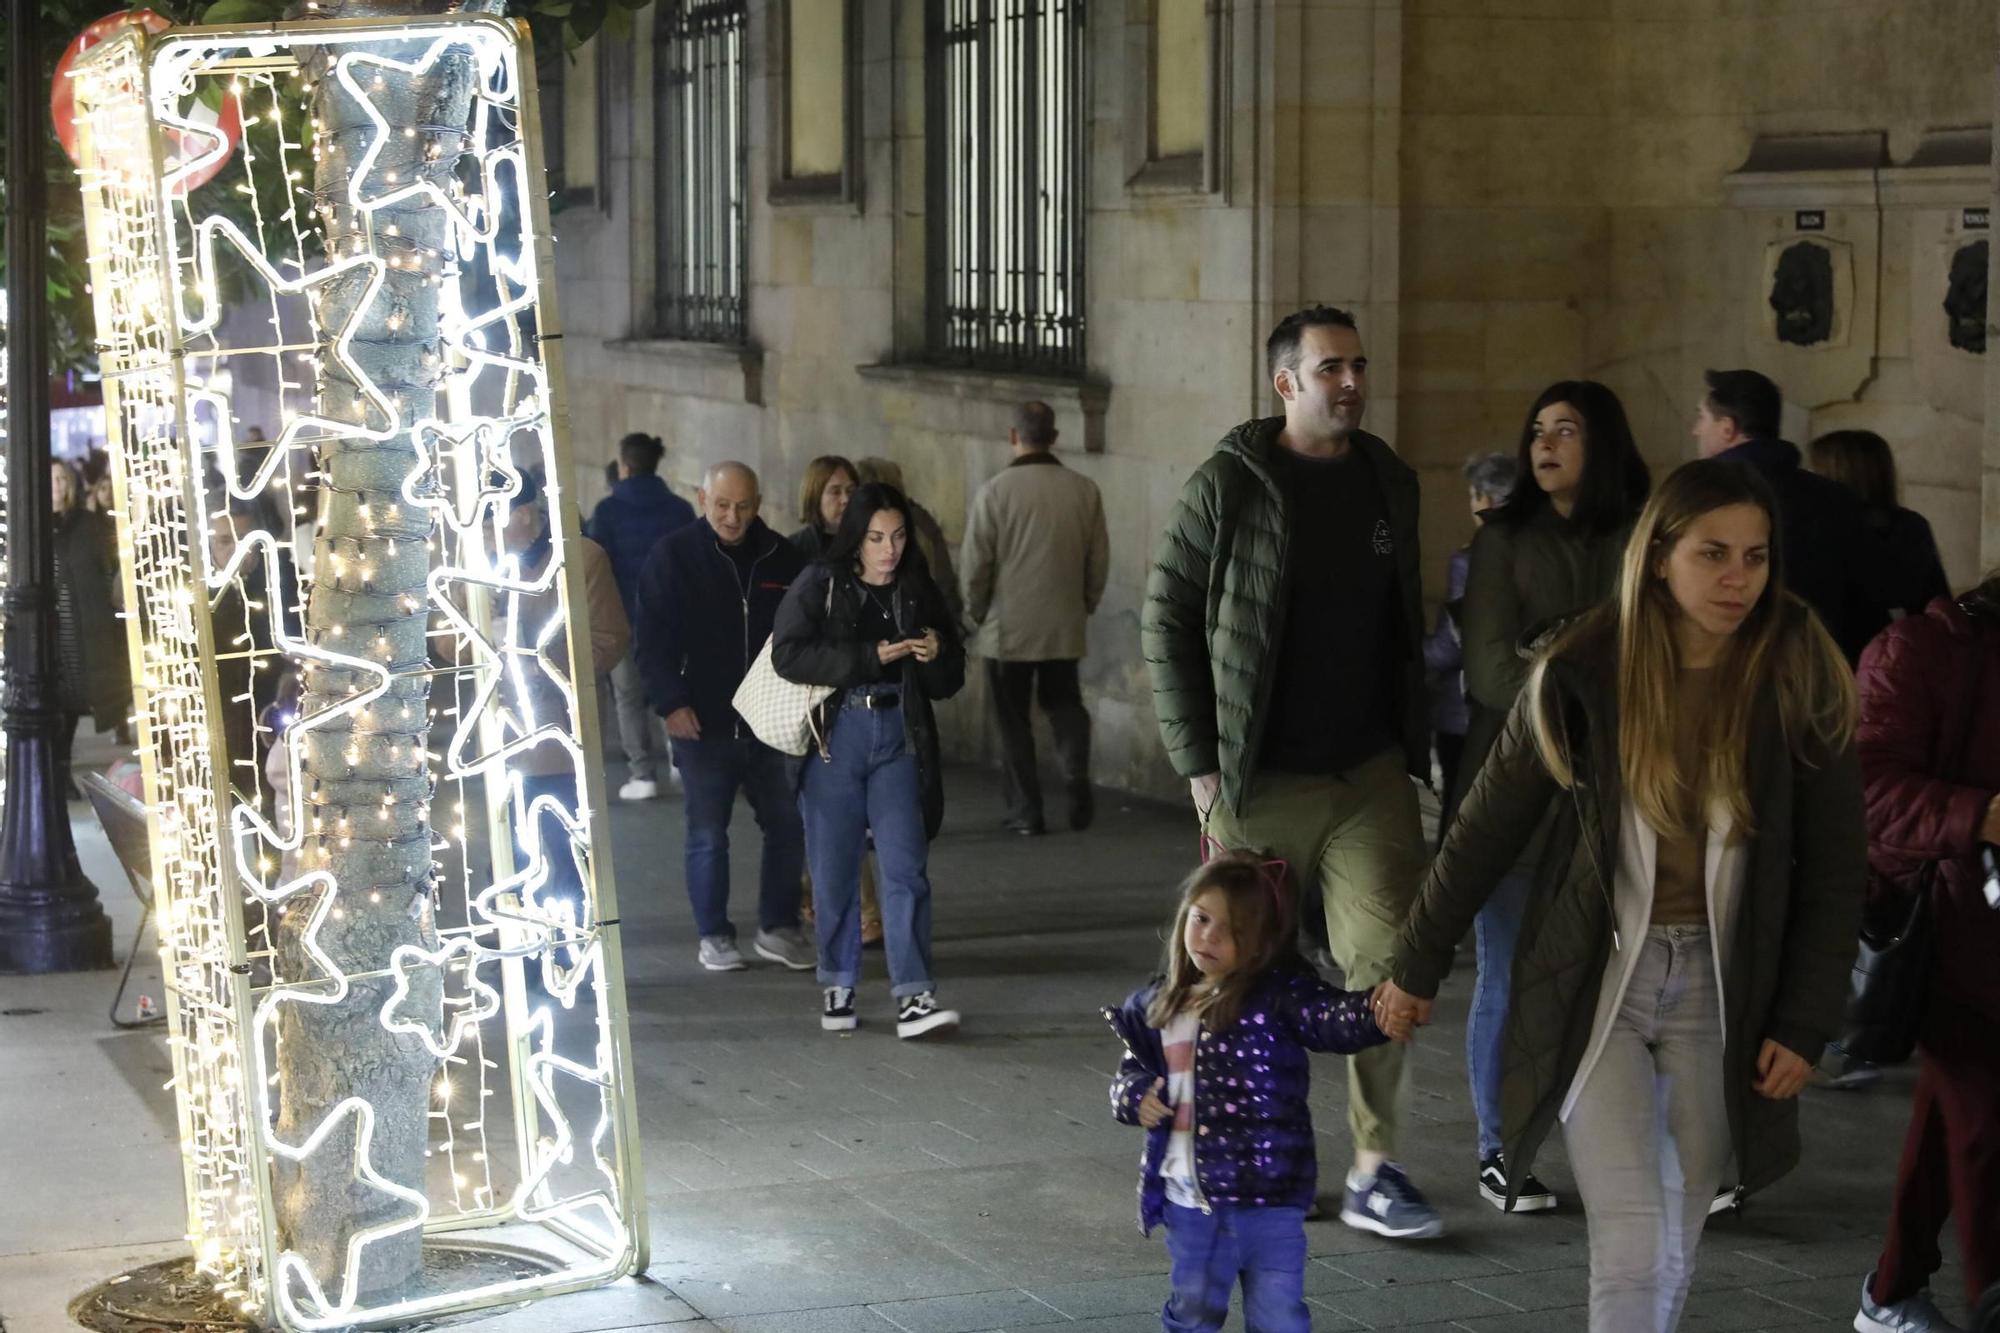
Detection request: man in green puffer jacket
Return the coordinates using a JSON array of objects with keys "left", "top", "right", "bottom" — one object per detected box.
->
[{"left": 1141, "top": 305, "right": 1439, "bottom": 1239}]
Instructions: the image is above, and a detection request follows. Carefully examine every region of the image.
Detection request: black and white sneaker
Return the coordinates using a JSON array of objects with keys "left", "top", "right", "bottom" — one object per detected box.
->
[
  {"left": 821, "top": 986, "right": 858, "bottom": 1032},
  {"left": 1478, "top": 1151, "right": 1558, "bottom": 1213},
  {"left": 895, "top": 991, "right": 960, "bottom": 1039}
]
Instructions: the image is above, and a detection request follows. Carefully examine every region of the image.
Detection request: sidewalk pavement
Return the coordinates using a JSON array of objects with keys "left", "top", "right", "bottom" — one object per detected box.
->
[{"left": 0, "top": 738, "right": 1964, "bottom": 1331}]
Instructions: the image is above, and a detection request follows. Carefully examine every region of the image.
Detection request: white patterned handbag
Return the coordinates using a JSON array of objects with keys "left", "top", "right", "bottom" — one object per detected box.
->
[
  {"left": 732, "top": 577, "right": 836, "bottom": 756},
  {"left": 732, "top": 635, "right": 832, "bottom": 756}
]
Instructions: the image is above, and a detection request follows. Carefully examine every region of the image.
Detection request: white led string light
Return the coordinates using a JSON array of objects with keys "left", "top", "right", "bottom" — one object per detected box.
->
[{"left": 70, "top": 17, "right": 644, "bottom": 1329}]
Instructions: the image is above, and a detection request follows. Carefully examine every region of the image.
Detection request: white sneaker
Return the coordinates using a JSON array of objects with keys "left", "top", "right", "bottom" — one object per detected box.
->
[
  {"left": 618, "top": 777, "right": 659, "bottom": 801},
  {"left": 1855, "top": 1273, "right": 1965, "bottom": 1331},
  {"left": 753, "top": 927, "right": 815, "bottom": 971},
  {"left": 697, "top": 935, "right": 746, "bottom": 971},
  {"left": 822, "top": 986, "right": 858, "bottom": 1032}
]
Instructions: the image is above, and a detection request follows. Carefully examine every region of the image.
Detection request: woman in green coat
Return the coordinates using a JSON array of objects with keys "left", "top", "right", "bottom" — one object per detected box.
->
[
  {"left": 1452, "top": 380, "right": 1650, "bottom": 1213},
  {"left": 1378, "top": 460, "right": 1865, "bottom": 1332}
]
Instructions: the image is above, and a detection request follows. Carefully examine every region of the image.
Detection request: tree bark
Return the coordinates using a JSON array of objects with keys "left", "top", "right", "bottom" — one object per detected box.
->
[{"left": 272, "top": 2, "right": 495, "bottom": 1302}]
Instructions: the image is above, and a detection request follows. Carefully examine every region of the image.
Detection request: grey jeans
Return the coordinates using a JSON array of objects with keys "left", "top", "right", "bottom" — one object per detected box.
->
[
  {"left": 1563, "top": 924, "right": 1730, "bottom": 1333},
  {"left": 610, "top": 654, "right": 666, "bottom": 783}
]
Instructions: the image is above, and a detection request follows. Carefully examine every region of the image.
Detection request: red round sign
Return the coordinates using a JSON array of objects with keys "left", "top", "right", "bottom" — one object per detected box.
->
[{"left": 52, "top": 9, "right": 243, "bottom": 195}]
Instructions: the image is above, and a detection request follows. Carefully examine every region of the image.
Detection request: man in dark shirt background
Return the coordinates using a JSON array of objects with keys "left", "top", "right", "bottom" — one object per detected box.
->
[
  {"left": 1142, "top": 306, "right": 1440, "bottom": 1240},
  {"left": 1691, "top": 368, "right": 1890, "bottom": 662}
]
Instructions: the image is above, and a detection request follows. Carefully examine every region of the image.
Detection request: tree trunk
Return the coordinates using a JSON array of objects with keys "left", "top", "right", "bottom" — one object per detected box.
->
[{"left": 272, "top": 1, "right": 496, "bottom": 1303}]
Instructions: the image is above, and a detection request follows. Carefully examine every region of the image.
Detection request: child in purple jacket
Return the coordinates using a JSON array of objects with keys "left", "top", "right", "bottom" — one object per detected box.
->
[{"left": 1106, "top": 851, "right": 1408, "bottom": 1332}]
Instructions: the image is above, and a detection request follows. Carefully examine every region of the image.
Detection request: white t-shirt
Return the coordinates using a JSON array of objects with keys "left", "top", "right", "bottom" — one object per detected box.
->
[{"left": 1158, "top": 1009, "right": 1204, "bottom": 1208}]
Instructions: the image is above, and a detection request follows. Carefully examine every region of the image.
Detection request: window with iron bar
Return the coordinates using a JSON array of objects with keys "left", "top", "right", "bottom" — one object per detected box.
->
[
  {"left": 655, "top": 0, "right": 748, "bottom": 344},
  {"left": 926, "top": 0, "right": 1087, "bottom": 375}
]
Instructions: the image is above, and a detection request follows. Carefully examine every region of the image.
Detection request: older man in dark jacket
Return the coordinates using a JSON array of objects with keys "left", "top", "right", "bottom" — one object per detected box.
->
[
  {"left": 1692, "top": 368, "right": 1889, "bottom": 661},
  {"left": 635, "top": 461, "right": 811, "bottom": 974},
  {"left": 1142, "top": 306, "right": 1439, "bottom": 1241},
  {"left": 588, "top": 432, "right": 695, "bottom": 801}
]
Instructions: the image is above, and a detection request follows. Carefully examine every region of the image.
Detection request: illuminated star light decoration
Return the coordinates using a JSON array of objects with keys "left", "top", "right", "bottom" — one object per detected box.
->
[{"left": 69, "top": 16, "right": 645, "bottom": 1329}]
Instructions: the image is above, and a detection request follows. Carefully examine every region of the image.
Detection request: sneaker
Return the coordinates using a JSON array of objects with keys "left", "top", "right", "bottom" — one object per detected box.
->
[
  {"left": 1478, "top": 1151, "right": 1557, "bottom": 1213},
  {"left": 1855, "top": 1273, "right": 1964, "bottom": 1332},
  {"left": 1000, "top": 814, "right": 1045, "bottom": 837},
  {"left": 753, "top": 927, "right": 815, "bottom": 971},
  {"left": 618, "top": 777, "right": 659, "bottom": 802},
  {"left": 896, "top": 991, "right": 960, "bottom": 1039},
  {"left": 1340, "top": 1162, "right": 1445, "bottom": 1240},
  {"left": 697, "top": 935, "right": 746, "bottom": 972},
  {"left": 1708, "top": 1185, "right": 1740, "bottom": 1216},
  {"left": 821, "top": 986, "right": 858, "bottom": 1032}
]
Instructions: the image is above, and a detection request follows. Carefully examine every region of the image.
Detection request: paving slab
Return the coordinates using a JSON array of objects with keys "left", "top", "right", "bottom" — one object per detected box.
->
[{"left": 0, "top": 750, "right": 1976, "bottom": 1331}]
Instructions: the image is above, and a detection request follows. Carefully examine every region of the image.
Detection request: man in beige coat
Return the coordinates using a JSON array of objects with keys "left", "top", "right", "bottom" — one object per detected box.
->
[{"left": 960, "top": 402, "right": 1110, "bottom": 835}]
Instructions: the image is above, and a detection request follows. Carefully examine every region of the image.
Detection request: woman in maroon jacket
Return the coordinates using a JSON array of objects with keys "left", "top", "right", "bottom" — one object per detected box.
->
[{"left": 1853, "top": 575, "right": 2000, "bottom": 1333}]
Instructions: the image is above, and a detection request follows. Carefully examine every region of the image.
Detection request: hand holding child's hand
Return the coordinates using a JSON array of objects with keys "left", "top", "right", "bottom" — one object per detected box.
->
[
  {"left": 1136, "top": 1077, "right": 1173, "bottom": 1129},
  {"left": 1370, "top": 982, "right": 1428, "bottom": 1042}
]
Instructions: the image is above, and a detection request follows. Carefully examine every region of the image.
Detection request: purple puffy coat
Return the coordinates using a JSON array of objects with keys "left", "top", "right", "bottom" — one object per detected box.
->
[{"left": 1105, "top": 962, "right": 1385, "bottom": 1234}]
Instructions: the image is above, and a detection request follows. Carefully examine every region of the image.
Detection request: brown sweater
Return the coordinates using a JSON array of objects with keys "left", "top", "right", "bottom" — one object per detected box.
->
[{"left": 1650, "top": 666, "right": 1716, "bottom": 926}]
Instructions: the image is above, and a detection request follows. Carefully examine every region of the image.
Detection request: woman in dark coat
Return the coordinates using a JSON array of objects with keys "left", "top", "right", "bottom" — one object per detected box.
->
[
  {"left": 51, "top": 460, "right": 132, "bottom": 793},
  {"left": 772, "top": 482, "right": 966, "bottom": 1039},
  {"left": 1808, "top": 429, "right": 1949, "bottom": 632},
  {"left": 1851, "top": 576, "right": 2000, "bottom": 1333},
  {"left": 1378, "top": 460, "right": 1865, "bottom": 1332},
  {"left": 1452, "top": 380, "right": 1650, "bottom": 1213}
]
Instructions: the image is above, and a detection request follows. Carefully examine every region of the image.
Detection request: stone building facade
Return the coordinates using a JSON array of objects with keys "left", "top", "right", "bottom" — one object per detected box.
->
[{"left": 547, "top": 0, "right": 2000, "bottom": 801}]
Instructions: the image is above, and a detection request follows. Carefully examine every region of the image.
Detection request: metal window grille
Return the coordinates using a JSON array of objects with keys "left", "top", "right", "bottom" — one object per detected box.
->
[
  {"left": 927, "top": 0, "right": 1087, "bottom": 374},
  {"left": 656, "top": 0, "right": 747, "bottom": 343}
]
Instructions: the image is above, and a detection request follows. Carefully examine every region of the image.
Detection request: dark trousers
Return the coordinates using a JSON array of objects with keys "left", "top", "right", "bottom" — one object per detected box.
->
[
  {"left": 986, "top": 658, "right": 1090, "bottom": 824},
  {"left": 1871, "top": 1010, "right": 2000, "bottom": 1308},
  {"left": 670, "top": 735, "right": 805, "bottom": 940}
]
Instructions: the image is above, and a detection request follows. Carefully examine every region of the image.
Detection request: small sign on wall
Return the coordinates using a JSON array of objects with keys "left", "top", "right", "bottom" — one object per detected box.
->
[
  {"left": 1964, "top": 207, "right": 1990, "bottom": 231},
  {"left": 1795, "top": 210, "right": 1827, "bottom": 232}
]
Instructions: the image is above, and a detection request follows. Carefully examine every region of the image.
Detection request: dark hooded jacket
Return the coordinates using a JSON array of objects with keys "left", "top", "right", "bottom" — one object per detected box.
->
[
  {"left": 634, "top": 517, "right": 804, "bottom": 740},
  {"left": 770, "top": 560, "right": 966, "bottom": 840},
  {"left": 586, "top": 473, "right": 696, "bottom": 618},
  {"left": 1391, "top": 601, "right": 1866, "bottom": 1208},
  {"left": 1141, "top": 418, "right": 1427, "bottom": 811},
  {"left": 1105, "top": 963, "right": 1384, "bottom": 1233},
  {"left": 1715, "top": 437, "right": 1888, "bottom": 661}
]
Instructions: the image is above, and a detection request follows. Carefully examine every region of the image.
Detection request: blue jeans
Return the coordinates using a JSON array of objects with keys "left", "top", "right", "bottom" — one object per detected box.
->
[
  {"left": 800, "top": 701, "right": 934, "bottom": 997},
  {"left": 1467, "top": 868, "right": 1533, "bottom": 1157},
  {"left": 1160, "top": 1201, "right": 1309, "bottom": 1333},
  {"left": 670, "top": 735, "right": 804, "bottom": 939},
  {"left": 517, "top": 772, "right": 584, "bottom": 919}
]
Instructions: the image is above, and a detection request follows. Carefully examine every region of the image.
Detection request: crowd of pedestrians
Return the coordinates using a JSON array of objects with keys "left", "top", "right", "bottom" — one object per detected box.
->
[{"left": 543, "top": 303, "right": 1993, "bottom": 1332}]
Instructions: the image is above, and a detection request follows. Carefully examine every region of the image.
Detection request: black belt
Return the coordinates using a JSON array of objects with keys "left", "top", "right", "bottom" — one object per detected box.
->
[{"left": 844, "top": 689, "right": 901, "bottom": 711}]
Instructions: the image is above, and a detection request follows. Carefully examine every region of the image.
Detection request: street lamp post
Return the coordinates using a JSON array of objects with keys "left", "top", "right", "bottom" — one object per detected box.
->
[{"left": 0, "top": 0, "right": 112, "bottom": 973}]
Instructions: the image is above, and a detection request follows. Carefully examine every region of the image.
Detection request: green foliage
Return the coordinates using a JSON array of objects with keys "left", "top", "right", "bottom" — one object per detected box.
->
[{"left": 199, "top": 0, "right": 286, "bottom": 24}]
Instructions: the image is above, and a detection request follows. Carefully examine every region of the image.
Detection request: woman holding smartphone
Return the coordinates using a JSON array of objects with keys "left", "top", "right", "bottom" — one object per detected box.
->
[{"left": 773, "top": 482, "right": 967, "bottom": 1039}]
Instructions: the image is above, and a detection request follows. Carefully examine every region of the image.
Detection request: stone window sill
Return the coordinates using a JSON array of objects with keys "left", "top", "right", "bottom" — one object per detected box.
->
[
  {"left": 604, "top": 338, "right": 764, "bottom": 406},
  {"left": 856, "top": 362, "right": 1111, "bottom": 452}
]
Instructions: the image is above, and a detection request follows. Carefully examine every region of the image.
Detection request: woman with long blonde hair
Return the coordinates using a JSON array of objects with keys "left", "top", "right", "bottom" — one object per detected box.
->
[{"left": 1376, "top": 459, "right": 1866, "bottom": 1332}]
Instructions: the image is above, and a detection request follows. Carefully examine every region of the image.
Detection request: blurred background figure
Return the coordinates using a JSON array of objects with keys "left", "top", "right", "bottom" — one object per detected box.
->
[
  {"left": 587, "top": 431, "right": 695, "bottom": 801},
  {"left": 51, "top": 459, "right": 132, "bottom": 797},
  {"left": 1808, "top": 428, "right": 1949, "bottom": 627},
  {"left": 1424, "top": 451, "right": 1517, "bottom": 831}
]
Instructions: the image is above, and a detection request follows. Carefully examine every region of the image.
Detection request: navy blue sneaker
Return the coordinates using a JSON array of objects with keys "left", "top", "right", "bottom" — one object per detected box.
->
[{"left": 1340, "top": 1162, "right": 1445, "bottom": 1240}]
